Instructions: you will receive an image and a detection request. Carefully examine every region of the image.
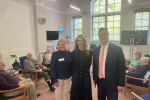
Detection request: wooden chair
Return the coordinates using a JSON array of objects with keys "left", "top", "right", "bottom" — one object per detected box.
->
[
  {"left": 131, "top": 92, "right": 150, "bottom": 100},
  {"left": 124, "top": 75, "right": 150, "bottom": 96},
  {"left": 19, "top": 56, "right": 43, "bottom": 88},
  {"left": 0, "top": 86, "right": 26, "bottom": 100}
]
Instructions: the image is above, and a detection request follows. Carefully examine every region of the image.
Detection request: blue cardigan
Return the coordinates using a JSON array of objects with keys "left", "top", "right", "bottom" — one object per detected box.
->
[{"left": 50, "top": 50, "right": 72, "bottom": 83}]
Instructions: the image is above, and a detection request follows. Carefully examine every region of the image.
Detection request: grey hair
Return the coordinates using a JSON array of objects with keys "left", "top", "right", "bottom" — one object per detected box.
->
[{"left": 142, "top": 57, "right": 150, "bottom": 64}]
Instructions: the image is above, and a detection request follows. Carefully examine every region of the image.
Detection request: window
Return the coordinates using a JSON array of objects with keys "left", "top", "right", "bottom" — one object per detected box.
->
[
  {"left": 91, "top": 0, "right": 121, "bottom": 42},
  {"left": 73, "top": 17, "right": 82, "bottom": 41},
  {"left": 134, "top": 11, "right": 150, "bottom": 30}
]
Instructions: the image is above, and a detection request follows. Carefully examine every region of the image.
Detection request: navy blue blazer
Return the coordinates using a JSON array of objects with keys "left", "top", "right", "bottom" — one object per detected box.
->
[
  {"left": 127, "top": 65, "right": 149, "bottom": 83},
  {"left": 93, "top": 43, "right": 125, "bottom": 88}
]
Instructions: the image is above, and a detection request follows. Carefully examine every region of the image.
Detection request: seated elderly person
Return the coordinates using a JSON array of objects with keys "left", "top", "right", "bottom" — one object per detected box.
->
[
  {"left": 0, "top": 60, "right": 41, "bottom": 100},
  {"left": 43, "top": 48, "right": 52, "bottom": 68},
  {"left": 126, "top": 51, "right": 142, "bottom": 70},
  {"left": 126, "top": 57, "right": 150, "bottom": 83},
  {"left": 23, "top": 53, "right": 55, "bottom": 91}
]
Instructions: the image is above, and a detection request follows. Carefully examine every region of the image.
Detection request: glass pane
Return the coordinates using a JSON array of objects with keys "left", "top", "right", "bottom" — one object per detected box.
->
[
  {"left": 78, "top": 24, "right": 82, "bottom": 29},
  {"left": 107, "top": 16, "right": 113, "bottom": 21},
  {"left": 108, "top": 4, "right": 114, "bottom": 12},
  {"left": 142, "top": 20, "right": 149, "bottom": 26},
  {"left": 107, "top": 22, "right": 113, "bottom": 27},
  {"left": 108, "top": 28, "right": 113, "bottom": 34},
  {"left": 79, "top": 30, "right": 82, "bottom": 34},
  {"left": 75, "top": 30, "right": 78, "bottom": 35},
  {"left": 115, "top": 0, "right": 121, "bottom": 3},
  {"left": 114, "top": 21, "right": 120, "bottom": 27},
  {"left": 108, "top": 0, "right": 114, "bottom": 4},
  {"left": 93, "top": 17, "right": 98, "bottom": 22},
  {"left": 94, "top": 0, "right": 99, "bottom": 6},
  {"left": 136, "top": 13, "right": 142, "bottom": 19},
  {"left": 142, "top": 27, "right": 148, "bottom": 30},
  {"left": 74, "top": 19, "right": 78, "bottom": 24},
  {"left": 135, "top": 27, "right": 141, "bottom": 30},
  {"left": 115, "top": 3, "right": 121, "bottom": 12},
  {"left": 78, "top": 18, "right": 82, "bottom": 23},
  {"left": 75, "top": 35, "right": 78, "bottom": 40},
  {"left": 114, "top": 35, "right": 119, "bottom": 40},
  {"left": 135, "top": 20, "right": 142, "bottom": 26},
  {"left": 114, "top": 28, "right": 120, "bottom": 34},
  {"left": 100, "top": 6, "right": 105, "bottom": 13},
  {"left": 114, "top": 15, "right": 120, "bottom": 21},
  {"left": 143, "top": 12, "right": 149, "bottom": 19},
  {"left": 99, "top": 16, "right": 105, "bottom": 22},
  {"left": 75, "top": 24, "right": 78, "bottom": 29},
  {"left": 100, "top": 0, "right": 105, "bottom": 5},
  {"left": 93, "top": 29, "right": 99, "bottom": 34},
  {"left": 99, "top": 22, "right": 105, "bottom": 28},
  {"left": 109, "top": 35, "right": 114, "bottom": 40},
  {"left": 93, "top": 23, "right": 99, "bottom": 28},
  {"left": 93, "top": 35, "right": 99, "bottom": 41},
  {"left": 94, "top": 6, "right": 99, "bottom": 14}
]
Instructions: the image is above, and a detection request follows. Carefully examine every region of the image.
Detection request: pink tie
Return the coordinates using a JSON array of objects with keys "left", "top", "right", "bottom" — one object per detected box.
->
[{"left": 99, "top": 47, "right": 105, "bottom": 79}]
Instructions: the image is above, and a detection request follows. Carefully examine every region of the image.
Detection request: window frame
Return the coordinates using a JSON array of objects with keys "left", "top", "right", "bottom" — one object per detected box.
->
[
  {"left": 133, "top": 9, "right": 150, "bottom": 31},
  {"left": 72, "top": 16, "right": 82, "bottom": 42},
  {"left": 91, "top": 0, "right": 122, "bottom": 42}
]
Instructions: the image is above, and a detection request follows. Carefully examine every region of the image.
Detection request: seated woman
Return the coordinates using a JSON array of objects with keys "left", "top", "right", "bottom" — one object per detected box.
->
[
  {"left": 43, "top": 48, "right": 52, "bottom": 68},
  {"left": 126, "top": 57, "right": 150, "bottom": 83},
  {"left": 127, "top": 51, "right": 142, "bottom": 70}
]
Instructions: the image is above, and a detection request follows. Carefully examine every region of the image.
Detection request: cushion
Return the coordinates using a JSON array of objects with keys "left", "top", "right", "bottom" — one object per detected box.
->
[
  {"left": 134, "top": 93, "right": 150, "bottom": 100},
  {"left": 0, "top": 91, "right": 27, "bottom": 100},
  {"left": 143, "top": 71, "right": 150, "bottom": 83},
  {"left": 127, "top": 80, "right": 149, "bottom": 87},
  {"left": 19, "top": 56, "right": 27, "bottom": 70}
]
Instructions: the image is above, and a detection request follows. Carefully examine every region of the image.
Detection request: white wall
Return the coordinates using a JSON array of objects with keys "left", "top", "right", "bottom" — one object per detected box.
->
[
  {"left": 46, "top": 10, "right": 65, "bottom": 48},
  {"left": 64, "top": 4, "right": 150, "bottom": 59},
  {"left": 0, "top": 0, "right": 36, "bottom": 68}
]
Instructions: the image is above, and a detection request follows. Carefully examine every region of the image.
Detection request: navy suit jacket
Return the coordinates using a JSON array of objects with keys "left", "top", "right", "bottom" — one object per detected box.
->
[
  {"left": 127, "top": 65, "right": 149, "bottom": 83},
  {"left": 93, "top": 43, "right": 125, "bottom": 88}
]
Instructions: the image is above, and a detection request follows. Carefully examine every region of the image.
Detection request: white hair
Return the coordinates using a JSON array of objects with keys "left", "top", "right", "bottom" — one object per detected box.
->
[{"left": 142, "top": 57, "right": 150, "bottom": 64}]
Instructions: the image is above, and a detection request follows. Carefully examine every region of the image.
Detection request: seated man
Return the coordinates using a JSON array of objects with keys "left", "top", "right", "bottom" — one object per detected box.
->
[
  {"left": 0, "top": 60, "right": 41, "bottom": 100},
  {"left": 23, "top": 53, "right": 55, "bottom": 91},
  {"left": 126, "top": 57, "right": 150, "bottom": 83}
]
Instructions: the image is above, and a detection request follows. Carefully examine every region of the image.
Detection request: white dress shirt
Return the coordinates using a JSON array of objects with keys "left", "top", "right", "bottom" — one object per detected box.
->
[{"left": 99, "top": 42, "right": 109, "bottom": 78}]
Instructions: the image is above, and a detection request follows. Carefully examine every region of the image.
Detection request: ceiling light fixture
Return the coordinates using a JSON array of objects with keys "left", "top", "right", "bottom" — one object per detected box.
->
[
  {"left": 128, "top": 0, "right": 131, "bottom": 4},
  {"left": 70, "top": 5, "right": 80, "bottom": 11}
]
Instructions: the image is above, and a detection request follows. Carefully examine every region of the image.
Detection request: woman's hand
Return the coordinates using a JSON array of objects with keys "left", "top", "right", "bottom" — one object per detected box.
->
[
  {"left": 129, "top": 65, "right": 134, "bottom": 70},
  {"left": 54, "top": 82, "right": 59, "bottom": 87}
]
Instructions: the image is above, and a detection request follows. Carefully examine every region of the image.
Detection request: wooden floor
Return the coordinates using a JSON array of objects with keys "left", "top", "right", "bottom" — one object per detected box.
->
[{"left": 16, "top": 74, "right": 148, "bottom": 100}]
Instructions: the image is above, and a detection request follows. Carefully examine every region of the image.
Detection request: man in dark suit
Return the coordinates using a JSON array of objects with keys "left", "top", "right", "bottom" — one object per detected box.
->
[{"left": 93, "top": 27, "right": 125, "bottom": 100}]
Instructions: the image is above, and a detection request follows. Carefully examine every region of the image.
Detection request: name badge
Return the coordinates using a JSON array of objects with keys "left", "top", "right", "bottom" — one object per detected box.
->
[{"left": 59, "top": 58, "right": 64, "bottom": 61}]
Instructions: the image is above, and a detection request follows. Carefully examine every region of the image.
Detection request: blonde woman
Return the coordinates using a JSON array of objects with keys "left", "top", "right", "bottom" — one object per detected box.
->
[
  {"left": 70, "top": 34, "right": 92, "bottom": 100},
  {"left": 50, "top": 38, "right": 72, "bottom": 100},
  {"left": 127, "top": 51, "right": 142, "bottom": 70}
]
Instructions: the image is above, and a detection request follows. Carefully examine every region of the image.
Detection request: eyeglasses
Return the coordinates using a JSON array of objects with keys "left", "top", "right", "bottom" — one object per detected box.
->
[{"left": 99, "top": 34, "right": 108, "bottom": 37}]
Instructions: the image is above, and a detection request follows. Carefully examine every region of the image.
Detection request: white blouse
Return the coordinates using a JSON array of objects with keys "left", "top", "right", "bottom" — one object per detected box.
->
[{"left": 44, "top": 53, "right": 52, "bottom": 63}]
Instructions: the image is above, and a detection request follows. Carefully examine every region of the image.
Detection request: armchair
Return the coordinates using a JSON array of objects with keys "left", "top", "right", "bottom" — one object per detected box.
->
[
  {"left": 0, "top": 86, "right": 26, "bottom": 100},
  {"left": 124, "top": 75, "right": 150, "bottom": 96},
  {"left": 19, "top": 56, "right": 43, "bottom": 88},
  {"left": 131, "top": 92, "right": 150, "bottom": 100}
]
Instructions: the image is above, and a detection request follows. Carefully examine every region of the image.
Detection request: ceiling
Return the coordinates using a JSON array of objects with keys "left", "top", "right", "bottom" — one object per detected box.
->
[{"left": 27, "top": 0, "right": 150, "bottom": 14}]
